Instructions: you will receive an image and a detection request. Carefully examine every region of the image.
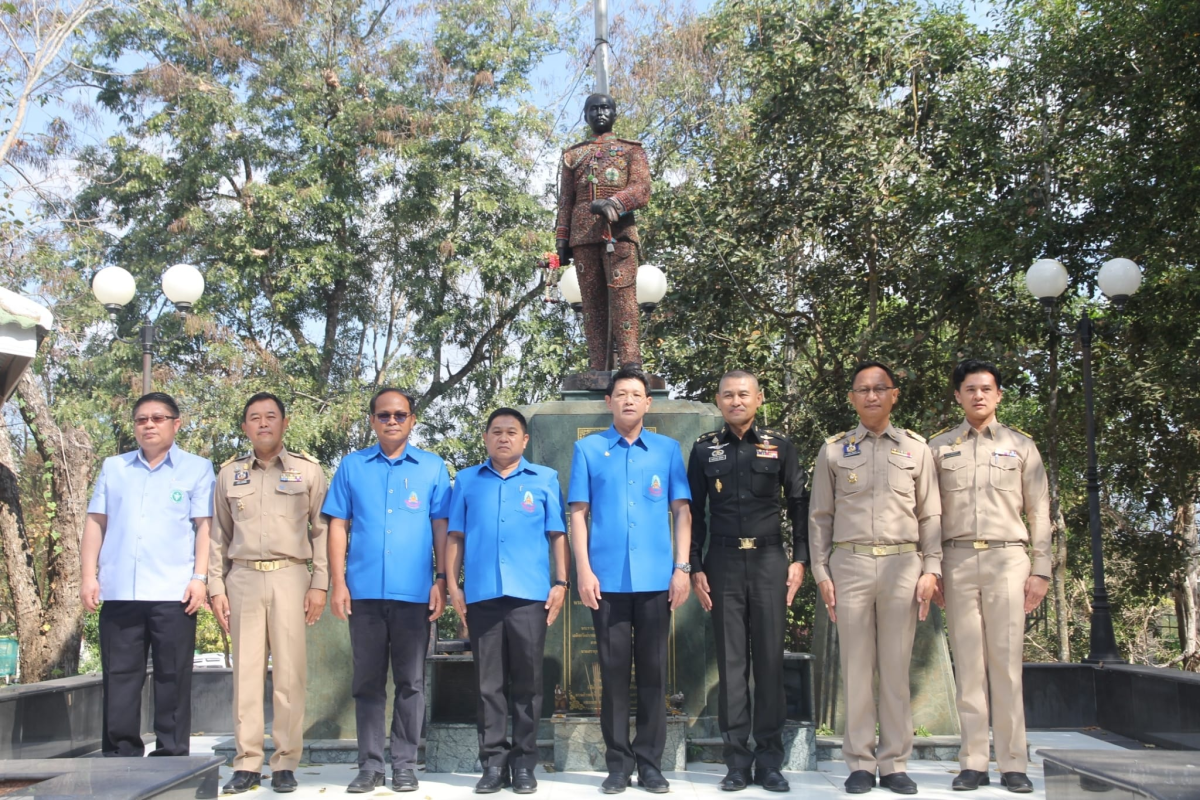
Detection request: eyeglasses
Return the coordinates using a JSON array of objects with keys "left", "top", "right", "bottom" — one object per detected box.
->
[
  {"left": 850, "top": 385, "right": 896, "bottom": 397},
  {"left": 374, "top": 412, "right": 411, "bottom": 424},
  {"left": 134, "top": 414, "right": 178, "bottom": 426}
]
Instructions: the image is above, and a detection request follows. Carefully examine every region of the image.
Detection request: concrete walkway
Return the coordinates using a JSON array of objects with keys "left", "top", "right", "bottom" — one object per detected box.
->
[{"left": 191, "top": 730, "right": 1137, "bottom": 799}]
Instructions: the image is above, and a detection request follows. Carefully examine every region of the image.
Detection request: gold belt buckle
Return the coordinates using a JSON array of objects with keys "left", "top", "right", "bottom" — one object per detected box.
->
[
  {"left": 254, "top": 560, "right": 281, "bottom": 571},
  {"left": 973, "top": 540, "right": 989, "bottom": 550},
  {"left": 872, "top": 545, "right": 887, "bottom": 556},
  {"left": 738, "top": 538, "right": 756, "bottom": 550}
]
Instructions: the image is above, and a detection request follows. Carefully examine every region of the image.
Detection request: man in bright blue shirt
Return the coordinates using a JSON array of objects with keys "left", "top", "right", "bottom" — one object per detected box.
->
[
  {"left": 80, "top": 392, "right": 215, "bottom": 757},
  {"left": 323, "top": 387, "right": 452, "bottom": 794},
  {"left": 446, "top": 408, "right": 569, "bottom": 795},
  {"left": 568, "top": 365, "right": 692, "bottom": 794}
]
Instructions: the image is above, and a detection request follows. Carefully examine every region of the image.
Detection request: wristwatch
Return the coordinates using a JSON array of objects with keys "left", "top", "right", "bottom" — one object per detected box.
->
[
  {"left": 434, "top": 572, "right": 447, "bottom": 581},
  {"left": 674, "top": 562, "right": 692, "bottom": 574},
  {"left": 553, "top": 579, "right": 571, "bottom": 589},
  {"left": 191, "top": 573, "right": 208, "bottom": 584}
]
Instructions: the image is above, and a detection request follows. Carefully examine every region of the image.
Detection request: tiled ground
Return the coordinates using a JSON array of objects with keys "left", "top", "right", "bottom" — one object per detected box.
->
[{"left": 191, "top": 730, "right": 1137, "bottom": 798}]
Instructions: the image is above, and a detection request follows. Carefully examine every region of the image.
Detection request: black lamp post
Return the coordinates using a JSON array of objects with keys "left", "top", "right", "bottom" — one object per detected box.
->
[
  {"left": 91, "top": 263, "right": 206, "bottom": 394},
  {"left": 1024, "top": 257, "right": 1143, "bottom": 664}
]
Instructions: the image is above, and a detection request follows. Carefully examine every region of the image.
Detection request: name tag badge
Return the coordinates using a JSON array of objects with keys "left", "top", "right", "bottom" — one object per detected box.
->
[{"left": 942, "top": 451, "right": 961, "bottom": 459}]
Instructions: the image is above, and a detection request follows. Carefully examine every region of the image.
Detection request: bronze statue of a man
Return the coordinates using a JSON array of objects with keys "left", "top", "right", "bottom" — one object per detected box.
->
[{"left": 555, "top": 93, "right": 652, "bottom": 371}]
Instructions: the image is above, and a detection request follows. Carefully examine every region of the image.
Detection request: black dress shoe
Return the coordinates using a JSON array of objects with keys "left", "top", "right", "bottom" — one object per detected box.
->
[
  {"left": 952, "top": 770, "right": 990, "bottom": 791},
  {"left": 845, "top": 770, "right": 876, "bottom": 794},
  {"left": 222, "top": 771, "right": 261, "bottom": 794},
  {"left": 879, "top": 772, "right": 918, "bottom": 795},
  {"left": 512, "top": 767, "right": 538, "bottom": 794},
  {"left": 270, "top": 770, "right": 298, "bottom": 793},
  {"left": 637, "top": 766, "right": 670, "bottom": 793},
  {"left": 719, "top": 768, "right": 749, "bottom": 791},
  {"left": 393, "top": 768, "right": 420, "bottom": 792},
  {"left": 346, "top": 770, "right": 385, "bottom": 793},
  {"left": 602, "top": 773, "right": 631, "bottom": 794},
  {"left": 475, "top": 766, "right": 511, "bottom": 794},
  {"left": 754, "top": 768, "right": 790, "bottom": 792},
  {"left": 1000, "top": 773, "right": 1034, "bottom": 793}
]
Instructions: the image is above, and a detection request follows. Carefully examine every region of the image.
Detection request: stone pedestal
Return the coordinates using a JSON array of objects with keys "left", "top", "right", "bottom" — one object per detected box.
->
[
  {"left": 519, "top": 396, "right": 723, "bottom": 722},
  {"left": 425, "top": 722, "right": 482, "bottom": 772},
  {"left": 781, "top": 722, "right": 818, "bottom": 771},
  {"left": 813, "top": 601, "right": 959, "bottom": 735},
  {"left": 552, "top": 716, "right": 688, "bottom": 772}
]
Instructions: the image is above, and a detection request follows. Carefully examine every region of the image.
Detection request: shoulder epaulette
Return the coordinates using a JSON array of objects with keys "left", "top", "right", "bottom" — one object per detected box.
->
[
  {"left": 296, "top": 450, "right": 321, "bottom": 464},
  {"left": 1005, "top": 424, "right": 1034, "bottom": 440},
  {"left": 615, "top": 137, "right": 643, "bottom": 147},
  {"left": 905, "top": 429, "right": 927, "bottom": 443},
  {"left": 825, "top": 431, "right": 848, "bottom": 445},
  {"left": 220, "top": 454, "right": 240, "bottom": 468},
  {"left": 695, "top": 430, "right": 720, "bottom": 443},
  {"left": 929, "top": 426, "right": 952, "bottom": 440},
  {"left": 760, "top": 427, "right": 788, "bottom": 440}
]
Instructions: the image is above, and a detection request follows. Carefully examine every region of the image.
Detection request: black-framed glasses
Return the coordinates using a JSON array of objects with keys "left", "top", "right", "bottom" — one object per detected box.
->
[
  {"left": 134, "top": 414, "right": 178, "bottom": 426},
  {"left": 374, "top": 412, "right": 411, "bottom": 424},
  {"left": 850, "top": 385, "right": 896, "bottom": 397}
]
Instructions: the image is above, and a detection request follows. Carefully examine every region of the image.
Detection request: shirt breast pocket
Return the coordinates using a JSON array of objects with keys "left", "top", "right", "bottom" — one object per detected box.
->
[
  {"left": 275, "top": 481, "right": 309, "bottom": 520},
  {"left": 401, "top": 482, "right": 426, "bottom": 513},
  {"left": 887, "top": 454, "right": 916, "bottom": 494},
  {"left": 169, "top": 482, "right": 192, "bottom": 518},
  {"left": 703, "top": 456, "right": 733, "bottom": 487},
  {"left": 643, "top": 467, "right": 668, "bottom": 503},
  {"left": 990, "top": 457, "right": 1020, "bottom": 492},
  {"left": 227, "top": 485, "right": 256, "bottom": 522},
  {"left": 750, "top": 457, "right": 781, "bottom": 498},
  {"left": 835, "top": 454, "right": 868, "bottom": 493},
  {"left": 938, "top": 456, "right": 970, "bottom": 491},
  {"left": 518, "top": 488, "right": 541, "bottom": 515}
]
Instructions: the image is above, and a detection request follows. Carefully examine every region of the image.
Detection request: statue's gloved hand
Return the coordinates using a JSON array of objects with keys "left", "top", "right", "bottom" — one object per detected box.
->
[
  {"left": 556, "top": 238, "right": 572, "bottom": 266},
  {"left": 589, "top": 198, "right": 621, "bottom": 223}
]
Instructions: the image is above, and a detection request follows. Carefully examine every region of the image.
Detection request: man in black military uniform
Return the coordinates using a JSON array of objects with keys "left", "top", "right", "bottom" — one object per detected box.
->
[{"left": 688, "top": 370, "right": 809, "bottom": 793}]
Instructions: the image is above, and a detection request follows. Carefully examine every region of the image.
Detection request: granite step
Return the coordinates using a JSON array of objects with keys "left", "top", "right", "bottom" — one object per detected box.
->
[
  {"left": 688, "top": 734, "right": 1029, "bottom": 764},
  {"left": 210, "top": 737, "right": 556, "bottom": 767}
]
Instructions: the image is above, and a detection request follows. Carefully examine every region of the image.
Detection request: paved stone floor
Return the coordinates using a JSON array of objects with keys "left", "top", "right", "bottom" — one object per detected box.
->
[{"left": 190, "top": 731, "right": 1137, "bottom": 799}]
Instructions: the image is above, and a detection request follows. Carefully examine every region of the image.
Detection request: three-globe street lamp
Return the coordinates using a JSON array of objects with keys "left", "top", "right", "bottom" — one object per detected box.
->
[
  {"left": 556, "top": 263, "right": 669, "bottom": 314},
  {"left": 1025, "top": 256, "right": 1143, "bottom": 664},
  {"left": 91, "top": 263, "right": 206, "bottom": 395}
]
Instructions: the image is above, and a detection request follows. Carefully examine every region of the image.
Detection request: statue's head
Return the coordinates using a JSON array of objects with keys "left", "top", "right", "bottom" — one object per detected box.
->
[{"left": 584, "top": 93, "right": 616, "bottom": 135}]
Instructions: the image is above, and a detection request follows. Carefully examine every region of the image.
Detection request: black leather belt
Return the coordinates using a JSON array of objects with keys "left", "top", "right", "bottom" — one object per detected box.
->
[{"left": 712, "top": 535, "right": 782, "bottom": 550}]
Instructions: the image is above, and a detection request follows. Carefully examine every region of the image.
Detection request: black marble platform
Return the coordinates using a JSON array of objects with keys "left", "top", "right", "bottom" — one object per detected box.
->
[
  {"left": 0, "top": 755, "right": 222, "bottom": 799},
  {"left": 1039, "top": 748, "right": 1200, "bottom": 800}
]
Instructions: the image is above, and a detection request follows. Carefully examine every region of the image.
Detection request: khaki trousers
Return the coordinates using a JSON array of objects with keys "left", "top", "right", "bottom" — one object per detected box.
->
[
  {"left": 228, "top": 562, "right": 311, "bottom": 772},
  {"left": 942, "top": 545, "right": 1030, "bottom": 773},
  {"left": 830, "top": 548, "right": 921, "bottom": 775}
]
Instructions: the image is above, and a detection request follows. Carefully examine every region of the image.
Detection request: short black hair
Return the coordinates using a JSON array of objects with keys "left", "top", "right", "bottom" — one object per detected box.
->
[
  {"left": 952, "top": 359, "right": 1003, "bottom": 391},
  {"left": 242, "top": 392, "right": 286, "bottom": 421},
  {"left": 606, "top": 363, "right": 650, "bottom": 396},
  {"left": 850, "top": 361, "right": 897, "bottom": 388},
  {"left": 718, "top": 369, "right": 759, "bottom": 391},
  {"left": 370, "top": 387, "right": 417, "bottom": 415},
  {"left": 133, "top": 392, "right": 179, "bottom": 418},
  {"left": 486, "top": 407, "right": 528, "bottom": 433}
]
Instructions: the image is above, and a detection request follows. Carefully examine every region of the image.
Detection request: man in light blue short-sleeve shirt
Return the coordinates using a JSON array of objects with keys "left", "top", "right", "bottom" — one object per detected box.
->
[{"left": 81, "top": 392, "right": 215, "bottom": 758}]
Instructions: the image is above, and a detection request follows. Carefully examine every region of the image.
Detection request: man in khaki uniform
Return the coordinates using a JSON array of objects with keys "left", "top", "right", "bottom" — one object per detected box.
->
[
  {"left": 929, "top": 360, "right": 1049, "bottom": 794},
  {"left": 810, "top": 362, "right": 941, "bottom": 796},
  {"left": 210, "top": 392, "right": 329, "bottom": 794}
]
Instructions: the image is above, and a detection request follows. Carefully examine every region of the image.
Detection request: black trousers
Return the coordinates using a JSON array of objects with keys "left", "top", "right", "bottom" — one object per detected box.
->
[
  {"left": 466, "top": 597, "right": 548, "bottom": 770},
  {"left": 99, "top": 600, "right": 197, "bottom": 757},
  {"left": 593, "top": 590, "right": 669, "bottom": 776},
  {"left": 706, "top": 544, "right": 789, "bottom": 769},
  {"left": 348, "top": 599, "right": 430, "bottom": 773}
]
